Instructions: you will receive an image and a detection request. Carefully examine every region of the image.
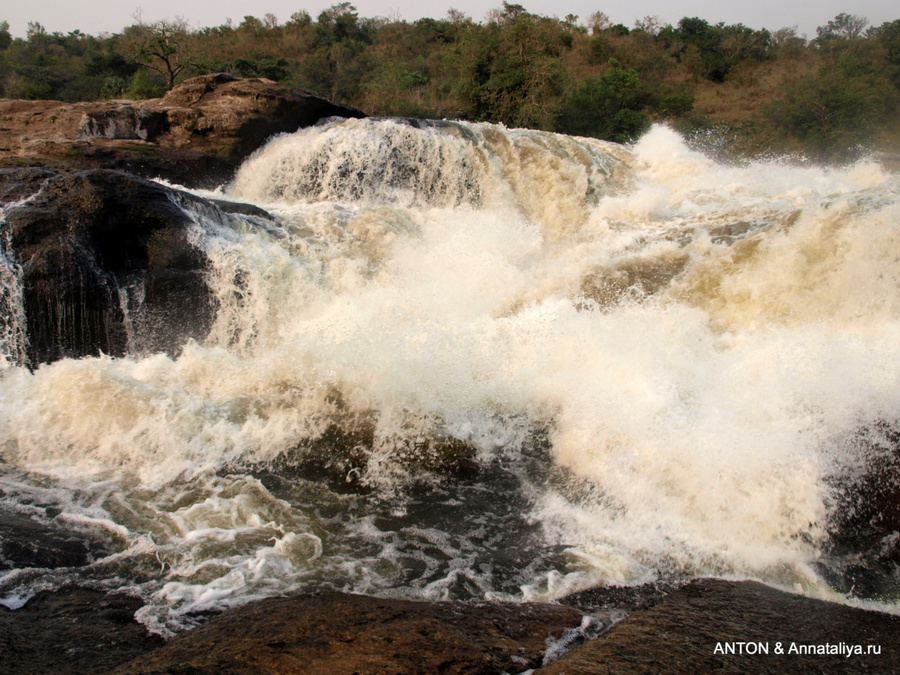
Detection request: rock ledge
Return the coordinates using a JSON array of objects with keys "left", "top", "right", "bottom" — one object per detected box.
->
[{"left": 0, "top": 74, "right": 365, "bottom": 187}]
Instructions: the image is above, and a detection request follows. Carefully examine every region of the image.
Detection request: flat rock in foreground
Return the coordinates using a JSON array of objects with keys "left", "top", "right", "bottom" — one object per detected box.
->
[
  {"left": 2, "top": 579, "right": 899, "bottom": 674},
  {"left": 0, "top": 588, "right": 164, "bottom": 675},
  {"left": 542, "top": 578, "right": 900, "bottom": 674},
  {"left": 110, "top": 591, "right": 586, "bottom": 675}
]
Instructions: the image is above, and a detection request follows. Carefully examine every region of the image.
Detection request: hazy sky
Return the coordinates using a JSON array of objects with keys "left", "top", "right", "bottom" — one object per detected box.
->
[{"left": 2, "top": 0, "right": 897, "bottom": 40}]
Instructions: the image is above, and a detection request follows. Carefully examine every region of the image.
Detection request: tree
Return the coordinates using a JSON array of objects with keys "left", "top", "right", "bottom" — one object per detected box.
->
[
  {"left": 717, "top": 24, "right": 770, "bottom": 63},
  {"left": 556, "top": 59, "right": 650, "bottom": 142},
  {"left": 770, "top": 26, "right": 806, "bottom": 57},
  {"left": 0, "top": 20, "right": 12, "bottom": 50},
  {"left": 664, "top": 17, "right": 770, "bottom": 81},
  {"left": 363, "top": 62, "right": 428, "bottom": 115},
  {"left": 314, "top": 3, "right": 373, "bottom": 47},
  {"left": 587, "top": 12, "right": 610, "bottom": 35},
  {"left": 26, "top": 22, "right": 46, "bottom": 40},
  {"left": 816, "top": 13, "right": 868, "bottom": 42},
  {"left": 126, "top": 16, "right": 195, "bottom": 90},
  {"left": 870, "top": 19, "right": 900, "bottom": 86},
  {"left": 453, "top": 8, "right": 570, "bottom": 129},
  {"left": 287, "top": 10, "right": 312, "bottom": 32},
  {"left": 126, "top": 67, "right": 163, "bottom": 99},
  {"left": 765, "top": 66, "right": 890, "bottom": 160},
  {"left": 634, "top": 16, "right": 664, "bottom": 36}
]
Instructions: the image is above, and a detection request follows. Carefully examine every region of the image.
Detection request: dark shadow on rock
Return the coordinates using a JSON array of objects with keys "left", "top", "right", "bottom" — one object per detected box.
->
[
  {"left": 0, "top": 588, "right": 164, "bottom": 675},
  {"left": 2, "top": 168, "right": 217, "bottom": 365}
]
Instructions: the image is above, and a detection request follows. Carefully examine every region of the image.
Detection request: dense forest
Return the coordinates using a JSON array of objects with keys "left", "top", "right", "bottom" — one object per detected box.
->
[{"left": 1, "top": 4, "right": 899, "bottom": 162}]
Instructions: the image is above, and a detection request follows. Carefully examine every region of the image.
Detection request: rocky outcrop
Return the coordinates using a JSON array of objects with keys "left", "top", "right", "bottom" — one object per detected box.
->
[
  {"left": 0, "top": 510, "right": 99, "bottom": 571},
  {"left": 0, "top": 74, "right": 366, "bottom": 187},
  {"left": 110, "top": 591, "right": 590, "bottom": 675},
  {"left": 819, "top": 422, "right": 900, "bottom": 599},
  {"left": 2, "top": 578, "right": 899, "bottom": 674},
  {"left": 0, "top": 588, "right": 164, "bottom": 675},
  {"left": 1, "top": 167, "right": 224, "bottom": 365},
  {"left": 0, "top": 84, "right": 405, "bottom": 367},
  {"left": 542, "top": 578, "right": 900, "bottom": 674}
]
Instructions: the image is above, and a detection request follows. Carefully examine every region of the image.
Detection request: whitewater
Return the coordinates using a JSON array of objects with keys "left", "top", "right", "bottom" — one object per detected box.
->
[{"left": 1, "top": 119, "right": 899, "bottom": 635}]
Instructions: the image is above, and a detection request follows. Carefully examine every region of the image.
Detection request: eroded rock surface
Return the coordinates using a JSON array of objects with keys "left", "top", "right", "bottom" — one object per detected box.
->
[
  {"left": 2, "top": 579, "right": 899, "bottom": 675},
  {"left": 0, "top": 588, "right": 164, "bottom": 675},
  {"left": 541, "top": 578, "right": 900, "bottom": 674},
  {"left": 0, "top": 74, "right": 365, "bottom": 187},
  {"left": 1, "top": 167, "right": 221, "bottom": 364},
  {"left": 110, "top": 591, "right": 586, "bottom": 675}
]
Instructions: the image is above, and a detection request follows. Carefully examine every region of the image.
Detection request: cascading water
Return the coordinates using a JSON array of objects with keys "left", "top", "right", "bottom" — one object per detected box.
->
[
  {"left": 0, "top": 211, "right": 29, "bottom": 370},
  {"left": 2, "top": 118, "right": 900, "bottom": 635}
]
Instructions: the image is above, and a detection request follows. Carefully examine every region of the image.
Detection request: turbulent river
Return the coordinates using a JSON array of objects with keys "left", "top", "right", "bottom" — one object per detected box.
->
[{"left": 2, "top": 119, "right": 900, "bottom": 635}]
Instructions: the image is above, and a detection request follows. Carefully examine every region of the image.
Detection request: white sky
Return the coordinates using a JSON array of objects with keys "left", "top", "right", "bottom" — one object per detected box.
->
[{"left": 2, "top": 0, "right": 897, "bottom": 40}]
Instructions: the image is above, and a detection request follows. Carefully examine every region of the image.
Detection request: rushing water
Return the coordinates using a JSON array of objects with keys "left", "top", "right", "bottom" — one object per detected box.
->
[{"left": 1, "top": 120, "right": 900, "bottom": 635}]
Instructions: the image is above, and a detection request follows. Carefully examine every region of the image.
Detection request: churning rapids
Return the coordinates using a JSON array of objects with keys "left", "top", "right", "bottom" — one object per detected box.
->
[{"left": 2, "top": 119, "right": 900, "bottom": 636}]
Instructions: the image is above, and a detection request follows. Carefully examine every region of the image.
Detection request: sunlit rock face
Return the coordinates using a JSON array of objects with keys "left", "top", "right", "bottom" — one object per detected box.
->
[{"left": 0, "top": 74, "right": 366, "bottom": 187}]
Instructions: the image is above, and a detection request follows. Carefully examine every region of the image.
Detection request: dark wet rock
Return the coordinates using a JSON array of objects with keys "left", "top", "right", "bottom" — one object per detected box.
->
[
  {"left": 2, "top": 167, "right": 217, "bottom": 365},
  {"left": 821, "top": 421, "right": 900, "bottom": 600},
  {"left": 581, "top": 252, "right": 691, "bottom": 307},
  {"left": 264, "top": 418, "right": 482, "bottom": 495},
  {"left": 0, "top": 588, "right": 163, "bottom": 675},
  {"left": 208, "top": 197, "right": 274, "bottom": 219},
  {"left": 0, "top": 74, "right": 366, "bottom": 188},
  {"left": 0, "top": 511, "right": 98, "bottom": 570},
  {"left": 110, "top": 591, "right": 586, "bottom": 675},
  {"left": 537, "top": 578, "right": 900, "bottom": 674},
  {"left": 559, "top": 579, "right": 685, "bottom": 614},
  {"left": 0, "top": 167, "right": 57, "bottom": 203},
  {"left": 3, "top": 580, "right": 899, "bottom": 675}
]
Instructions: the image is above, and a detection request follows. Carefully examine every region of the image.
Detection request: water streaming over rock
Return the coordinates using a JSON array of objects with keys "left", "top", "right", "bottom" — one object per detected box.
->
[
  {"left": 2, "top": 119, "right": 900, "bottom": 635},
  {"left": 0, "top": 215, "right": 28, "bottom": 370}
]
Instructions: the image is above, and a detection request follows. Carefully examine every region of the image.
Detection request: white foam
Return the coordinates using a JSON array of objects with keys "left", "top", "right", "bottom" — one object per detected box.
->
[{"left": 1, "top": 123, "right": 899, "bottom": 627}]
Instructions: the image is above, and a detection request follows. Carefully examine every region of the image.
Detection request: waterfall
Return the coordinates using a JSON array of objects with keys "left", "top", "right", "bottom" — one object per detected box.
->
[
  {"left": 0, "top": 214, "right": 28, "bottom": 369},
  {"left": 2, "top": 121, "right": 900, "bottom": 634}
]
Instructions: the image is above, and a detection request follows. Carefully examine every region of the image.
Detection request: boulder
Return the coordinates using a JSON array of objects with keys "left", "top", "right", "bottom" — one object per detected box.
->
[
  {"left": 109, "top": 591, "right": 589, "bottom": 675},
  {"left": 0, "top": 588, "right": 164, "bottom": 675},
  {"left": 1, "top": 167, "right": 219, "bottom": 365},
  {"left": 818, "top": 422, "right": 900, "bottom": 600},
  {"left": 3, "top": 579, "right": 899, "bottom": 675},
  {"left": 0, "top": 510, "right": 98, "bottom": 571},
  {"left": 542, "top": 578, "right": 900, "bottom": 674},
  {"left": 0, "top": 74, "right": 366, "bottom": 188}
]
